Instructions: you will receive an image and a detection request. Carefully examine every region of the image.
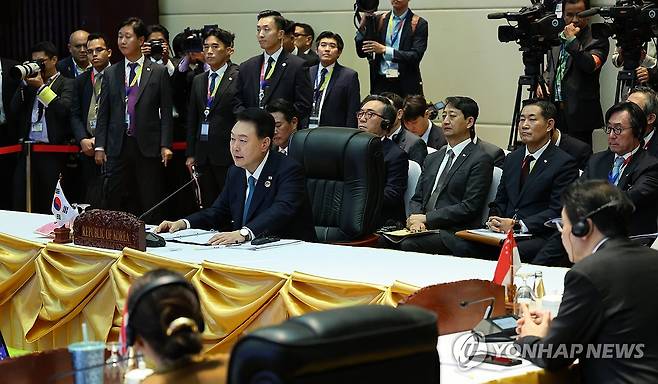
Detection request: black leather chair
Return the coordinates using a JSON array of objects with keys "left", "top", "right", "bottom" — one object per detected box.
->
[
  {"left": 227, "top": 305, "right": 440, "bottom": 384},
  {"left": 288, "top": 128, "right": 384, "bottom": 243}
]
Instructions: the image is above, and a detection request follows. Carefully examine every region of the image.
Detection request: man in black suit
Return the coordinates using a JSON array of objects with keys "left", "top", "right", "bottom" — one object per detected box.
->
[
  {"left": 0, "top": 57, "right": 20, "bottom": 209},
  {"left": 581, "top": 102, "right": 658, "bottom": 235},
  {"left": 308, "top": 31, "right": 360, "bottom": 129},
  {"left": 235, "top": 11, "right": 312, "bottom": 125},
  {"left": 71, "top": 33, "right": 112, "bottom": 208},
  {"left": 544, "top": 0, "right": 609, "bottom": 146},
  {"left": 11, "top": 41, "right": 74, "bottom": 213},
  {"left": 56, "top": 30, "right": 90, "bottom": 79},
  {"left": 294, "top": 23, "right": 320, "bottom": 67},
  {"left": 402, "top": 95, "right": 446, "bottom": 150},
  {"left": 155, "top": 107, "right": 316, "bottom": 244},
  {"left": 382, "top": 91, "right": 427, "bottom": 165},
  {"left": 185, "top": 28, "right": 239, "bottom": 209},
  {"left": 358, "top": 95, "right": 408, "bottom": 226},
  {"left": 355, "top": 0, "right": 428, "bottom": 98},
  {"left": 627, "top": 86, "right": 658, "bottom": 158},
  {"left": 265, "top": 98, "right": 297, "bottom": 155},
  {"left": 552, "top": 128, "right": 592, "bottom": 170},
  {"left": 486, "top": 99, "right": 578, "bottom": 263},
  {"left": 401, "top": 96, "right": 494, "bottom": 256},
  {"left": 515, "top": 180, "right": 658, "bottom": 384},
  {"left": 142, "top": 25, "right": 176, "bottom": 77},
  {"left": 95, "top": 17, "right": 174, "bottom": 222}
]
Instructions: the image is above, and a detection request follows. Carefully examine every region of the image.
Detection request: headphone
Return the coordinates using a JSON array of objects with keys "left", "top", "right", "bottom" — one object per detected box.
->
[
  {"left": 124, "top": 274, "right": 205, "bottom": 346},
  {"left": 571, "top": 200, "right": 621, "bottom": 237}
]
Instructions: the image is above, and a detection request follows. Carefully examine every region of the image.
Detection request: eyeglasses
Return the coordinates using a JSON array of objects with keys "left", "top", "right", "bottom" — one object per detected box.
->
[
  {"left": 356, "top": 110, "right": 384, "bottom": 120},
  {"left": 603, "top": 125, "right": 631, "bottom": 135},
  {"left": 86, "top": 47, "right": 107, "bottom": 55},
  {"left": 544, "top": 217, "right": 563, "bottom": 233}
]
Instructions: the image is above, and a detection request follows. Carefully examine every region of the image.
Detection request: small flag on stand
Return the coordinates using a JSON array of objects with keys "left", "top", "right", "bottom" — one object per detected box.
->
[
  {"left": 52, "top": 179, "right": 78, "bottom": 226},
  {"left": 493, "top": 230, "right": 522, "bottom": 286}
]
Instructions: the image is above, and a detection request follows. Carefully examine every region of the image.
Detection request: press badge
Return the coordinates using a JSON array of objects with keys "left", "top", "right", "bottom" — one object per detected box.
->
[
  {"left": 200, "top": 122, "right": 209, "bottom": 141},
  {"left": 308, "top": 117, "right": 319, "bottom": 129},
  {"left": 125, "top": 113, "right": 130, "bottom": 126},
  {"left": 385, "top": 68, "right": 399, "bottom": 78},
  {"left": 31, "top": 122, "right": 43, "bottom": 132},
  {"left": 89, "top": 119, "right": 97, "bottom": 131}
]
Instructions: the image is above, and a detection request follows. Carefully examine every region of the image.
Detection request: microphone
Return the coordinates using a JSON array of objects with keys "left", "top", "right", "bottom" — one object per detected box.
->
[
  {"left": 577, "top": 7, "right": 600, "bottom": 18},
  {"left": 487, "top": 12, "right": 509, "bottom": 20},
  {"left": 138, "top": 168, "right": 202, "bottom": 221},
  {"left": 460, "top": 296, "right": 496, "bottom": 319}
]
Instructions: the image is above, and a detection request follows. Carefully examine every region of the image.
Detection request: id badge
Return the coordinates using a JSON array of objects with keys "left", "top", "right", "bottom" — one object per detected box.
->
[
  {"left": 200, "top": 122, "right": 209, "bottom": 141},
  {"left": 308, "top": 116, "right": 319, "bottom": 129},
  {"left": 89, "top": 119, "right": 97, "bottom": 131},
  {"left": 31, "top": 122, "right": 43, "bottom": 132},
  {"left": 385, "top": 68, "right": 399, "bottom": 78},
  {"left": 125, "top": 113, "right": 130, "bottom": 126}
]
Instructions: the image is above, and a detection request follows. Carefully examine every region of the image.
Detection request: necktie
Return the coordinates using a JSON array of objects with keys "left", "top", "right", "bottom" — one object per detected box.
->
[
  {"left": 126, "top": 62, "right": 139, "bottom": 136},
  {"left": 208, "top": 72, "right": 218, "bottom": 98},
  {"left": 426, "top": 149, "right": 455, "bottom": 210},
  {"left": 264, "top": 57, "right": 275, "bottom": 80},
  {"left": 242, "top": 176, "right": 257, "bottom": 225},
  {"left": 610, "top": 156, "right": 624, "bottom": 185},
  {"left": 87, "top": 73, "right": 102, "bottom": 135},
  {"left": 315, "top": 68, "right": 328, "bottom": 101},
  {"left": 520, "top": 154, "right": 535, "bottom": 190}
]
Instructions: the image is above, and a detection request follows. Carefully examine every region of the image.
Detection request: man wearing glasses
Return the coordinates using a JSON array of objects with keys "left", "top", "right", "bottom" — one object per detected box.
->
[
  {"left": 581, "top": 101, "right": 658, "bottom": 235},
  {"left": 293, "top": 23, "right": 319, "bottom": 67},
  {"left": 357, "top": 95, "right": 408, "bottom": 227},
  {"left": 71, "top": 33, "right": 112, "bottom": 208}
]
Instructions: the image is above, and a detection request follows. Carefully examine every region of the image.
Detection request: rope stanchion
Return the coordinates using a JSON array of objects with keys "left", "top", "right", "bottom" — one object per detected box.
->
[
  {"left": 32, "top": 144, "right": 81, "bottom": 153},
  {"left": 0, "top": 144, "right": 22, "bottom": 156},
  {"left": 172, "top": 142, "right": 187, "bottom": 151}
]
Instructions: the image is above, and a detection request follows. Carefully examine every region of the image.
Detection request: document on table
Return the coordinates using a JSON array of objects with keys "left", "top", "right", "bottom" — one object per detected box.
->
[
  {"left": 152, "top": 228, "right": 217, "bottom": 240},
  {"left": 466, "top": 229, "right": 533, "bottom": 241}
]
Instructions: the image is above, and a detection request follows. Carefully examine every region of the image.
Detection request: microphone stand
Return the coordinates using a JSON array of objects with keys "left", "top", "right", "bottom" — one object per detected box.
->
[{"left": 138, "top": 169, "right": 201, "bottom": 221}]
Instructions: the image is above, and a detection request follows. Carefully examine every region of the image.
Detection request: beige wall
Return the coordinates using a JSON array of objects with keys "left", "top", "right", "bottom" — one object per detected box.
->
[{"left": 160, "top": 0, "right": 617, "bottom": 148}]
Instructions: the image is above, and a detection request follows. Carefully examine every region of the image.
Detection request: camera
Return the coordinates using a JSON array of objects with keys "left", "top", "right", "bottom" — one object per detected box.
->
[
  {"left": 180, "top": 24, "right": 219, "bottom": 53},
  {"left": 147, "top": 39, "right": 165, "bottom": 61},
  {"left": 10, "top": 59, "right": 45, "bottom": 80},
  {"left": 488, "top": 0, "right": 563, "bottom": 53}
]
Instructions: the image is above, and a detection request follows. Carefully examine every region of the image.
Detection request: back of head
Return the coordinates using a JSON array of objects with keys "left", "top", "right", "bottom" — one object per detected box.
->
[
  {"left": 402, "top": 95, "right": 428, "bottom": 122},
  {"left": 561, "top": 180, "right": 634, "bottom": 238},
  {"left": 127, "top": 269, "right": 204, "bottom": 361}
]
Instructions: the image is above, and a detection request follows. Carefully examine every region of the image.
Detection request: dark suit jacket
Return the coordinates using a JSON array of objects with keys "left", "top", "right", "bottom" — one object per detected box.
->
[
  {"left": 96, "top": 59, "right": 174, "bottom": 158},
  {"left": 515, "top": 239, "right": 658, "bottom": 384},
  {"left": 185, "top": 151, "right": 316, "bottom": 241},
  {"left": 70, "top": 68, "right": 100, "bottom": 143},
  {"left": 186, "top": 64, "right": 240, "bottom": 167},
  {"left": 298, "top": 49, "right": 320, "bottom": 67},
  {"left": 56, "top": 56, "right": 85, "bottom": 79},
  {"left": 381, "top": 137, "right": 408, "bottom": 225},
  {"left": 1, "top": 58, "right": 20, "bottom": 143},
  {"left": 476, "top": 138, "right": 505, "bottom": 168},
  {"left": 10, "top": 74, "right": 73, "bottom": 144},
  {"left": 581, "top": 149, "right": 658, "bottom": 235},
  {"left": 545, "top": 25, "right": 609, "bottom": 135},
  {"left": 171, "top": 59, "right": 204, "bottom": 134},
  {"left": 392, "top": 126, "right": 427, "bottom": 165},
  {"left": 426, "top": 121, "right": 446, "bottom": 150},
  {"left": 309, "top": 62, "right": 360, "bottom": 128},
  {"left": 410, "top": 142, "right": 493, "bottom": 231},
  {"left": 558, "top": 131, "right": 592, "bottom": 170},
  {"left": 643, "top": 130, "right": 658, "bottom": 158},
  {"left": 494, "top": 143, "right": 578, "bottom": 234},
  {"left": 355, "top": 9, "right": 428, "bottom": 96},
  {"left": 235, "top": 50, "right": 313, "bottom": 122}
]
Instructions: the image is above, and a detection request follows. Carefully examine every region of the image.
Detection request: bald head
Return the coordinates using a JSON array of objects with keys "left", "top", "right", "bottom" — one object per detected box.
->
[{"left": 69, "top": 30, "right": 90, "bottom": 67}]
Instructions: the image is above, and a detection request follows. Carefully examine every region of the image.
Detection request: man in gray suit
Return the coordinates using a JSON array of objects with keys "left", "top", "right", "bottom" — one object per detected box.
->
[
  {"left": 95, "top": 17, "right": 174, "bottom": 221},
  {"left": 402, "top": 94, "right": 446, "bottom": 150},
  {"left": 401, "top": 96, "right": 494, "bottom": 255}
]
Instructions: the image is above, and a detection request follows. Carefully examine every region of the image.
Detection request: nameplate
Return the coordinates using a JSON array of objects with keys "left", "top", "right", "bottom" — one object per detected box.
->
[{"left": 73, "top": 210, "right": 146, "bottom": 251}]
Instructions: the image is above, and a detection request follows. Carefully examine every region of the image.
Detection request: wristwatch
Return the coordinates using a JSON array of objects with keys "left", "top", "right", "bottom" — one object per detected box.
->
[
  {"left": 512, "top": 219, "right": 521, "bottom": 232},
  {"left": 239, "top": 227, "right": 251, "bottom": 242}
]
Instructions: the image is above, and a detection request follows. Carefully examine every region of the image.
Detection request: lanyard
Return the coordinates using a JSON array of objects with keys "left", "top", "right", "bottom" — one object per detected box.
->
[
  {"left": 124, "top": 64, "right": 143, "bottom": 97},
  {"left": 259, "top": 57, "right": 276, "bottom": 91},
  {"left": 314, "top": 67, "right": 333, "bottom": 93},
  {"left": 90, "top": 71, "right": 102, "bottom": 98},
  {"left": 206, "top": 72, "right": 223, "bottom": 110},
  {"left": 388, "top": 13, "right": 406, "bottom": 46}
]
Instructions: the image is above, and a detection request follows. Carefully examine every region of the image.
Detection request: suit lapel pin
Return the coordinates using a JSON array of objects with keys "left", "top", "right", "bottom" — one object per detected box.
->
[
  {"left": 282, "top": 63, "right": 287, "bottom": 67},
  {"left": 264, "top": 181, "right": 271, "bottom": 188},
  {"left": 146, "top": 67, "right": 151, "bottom": 72},
  {"left": 543, "top": 159, "right": 547, "bottom": 163},
  {"left": 228, "top": 77, "right": 233, "bottom": 81}
]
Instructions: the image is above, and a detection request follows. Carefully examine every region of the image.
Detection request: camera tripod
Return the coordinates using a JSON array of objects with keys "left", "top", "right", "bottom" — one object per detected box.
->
[{"left": 615, "top": 43, "right": 644, "bottom": 103}]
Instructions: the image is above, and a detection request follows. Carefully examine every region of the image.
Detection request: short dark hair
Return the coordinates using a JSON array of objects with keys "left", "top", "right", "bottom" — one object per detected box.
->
[
  {"left": 120, "top": 17, "right": 148, "bottom": 39},
  {"left": 128, "top": 269, "right": 204, "bottom": 361},
  {"left": 445, "top": 96, "right": 479, "bottom": 138},
  {"left": 266, "top": 98, "right": 298, "bottom": 123},
  {"left": 257, "top": 10, "right": 286, "bottom": 31},
  {"left": 86, "top": 32, "right": 108, "bottom": 46},
  {"left": 563, "top": 0, "right": 590, "bottom": 10},
  {"left": 361, "top": 95, "right": 397, "bottom": 133},
  {"left": 204, "top": 28, "right": 235, "bottom": 48},
  {"left": 381, "top": 92, "right": 404, "bottom": 111},
  {"left": 605, "top": 101, "right": 646, "bottom": 139},
  {"left": 629, "top": 86, "right": 658, "bottom": 125},
  {"left": 147, "top": 24, "right": 170, "bottom": 42},
  {"left": 283, "top": 19, "right": 296, "bottom": 35},
  {"left": 30, "top": 41, "right": 58, "bottom": 58},
  {"left": 294, "top": 22, "right": 315, "bottom": 41},
  {"left": 522, "top": 99, "right": 558, "bottom": 121},
  {"left": 562, "top": 180, "right": 634, "bottom": 238},
  {"left": 258, "top": 9, "right": 282, "bottom": 19},
  {"left": 237, "top": 107, "right": 276, "bottom": 140},
  {"left": 315, "top": 31, "right": 344, "bottom": 51},
  {"left": 402, "top": 95, "right": 428, "bottom": 122}
]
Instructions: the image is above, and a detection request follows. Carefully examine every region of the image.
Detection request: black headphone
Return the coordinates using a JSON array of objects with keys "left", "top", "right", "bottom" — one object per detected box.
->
[
  {"left": 571, "top": 200, "right": 621, "bottom": 237},
  {"left": 380, "top": 102, "right": 396, "bottom": 132},
  {"left": 124, "top": 274, "right": 205, "bottom": 346}
]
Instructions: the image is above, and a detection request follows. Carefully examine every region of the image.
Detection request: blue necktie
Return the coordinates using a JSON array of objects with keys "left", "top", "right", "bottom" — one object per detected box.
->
[
  {"left": 243, "top": 176, "right": 256, "bottom": 225},
  {"left": 610, "top": 156, "right": 624, "bottom": 185},
  {"left": 208, "top": 73, "right": 218, "bottom": 97}
]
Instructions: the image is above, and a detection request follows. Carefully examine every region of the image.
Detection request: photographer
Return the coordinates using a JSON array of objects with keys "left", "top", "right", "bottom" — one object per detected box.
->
[
  {"left": 355, "top": 0, "right": 428, "bottom": 98},
  {"left": 143, "top": 24, "right": 176, "bottom": 76},
  {"left": 10, "top": 41, "right": 74, "bottom": 213},
  {"left": 544, "top": 0, "right": 609, "bottom": 146}
]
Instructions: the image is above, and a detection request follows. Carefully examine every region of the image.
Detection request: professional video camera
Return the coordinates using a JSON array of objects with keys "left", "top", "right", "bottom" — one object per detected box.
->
[
  {"left": 180, "top": 24, "right": 219, "bottom": 53},
  {"left": 487, "top": 0, "right": 564, "bottom": 149},
  {"left": 582, "top": 0, "right": 658, "bottom": 100},
  {"left": 9, "top": 59, "right": 45, "bottom": 80}
]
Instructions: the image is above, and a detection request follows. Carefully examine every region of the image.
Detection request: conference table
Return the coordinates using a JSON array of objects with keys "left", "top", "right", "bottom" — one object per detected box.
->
[{"left": 0, "top": 210, "right": 570, "bottom": 383}]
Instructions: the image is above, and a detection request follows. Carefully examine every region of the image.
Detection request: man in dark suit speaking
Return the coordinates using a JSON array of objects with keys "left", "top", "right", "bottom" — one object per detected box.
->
[
  {"left": 515, "top": 180, "right": 658, "bottom": 384},
  {"left": 156, "top": 107, "right": 316, "bottom": 245}
]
